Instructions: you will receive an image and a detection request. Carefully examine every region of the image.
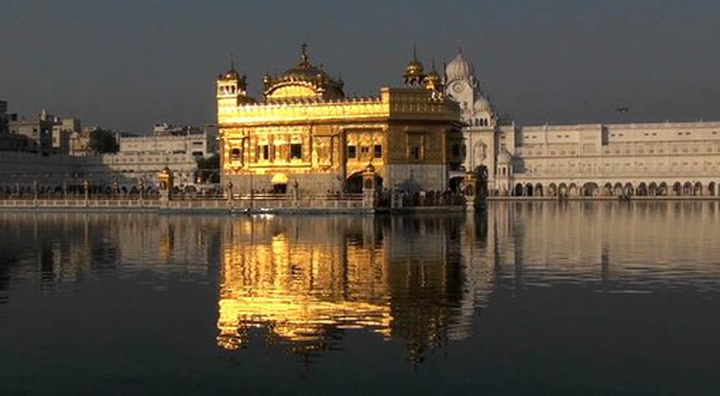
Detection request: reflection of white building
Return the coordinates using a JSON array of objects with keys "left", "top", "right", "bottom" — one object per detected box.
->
[
  {"left": 485, "top": 201, "right": 720, "bottom": 288},
  {"left": 445, "top": 50, "right": 720, "bottom": 197}
]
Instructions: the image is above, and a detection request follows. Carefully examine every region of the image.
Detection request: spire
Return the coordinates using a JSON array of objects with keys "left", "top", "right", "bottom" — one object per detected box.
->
[
  {"left": 299, "top": 43, "right": 309, "bottom": 67},
  {"left": 230, "top": 53, "right": 235, "bottom": 71},
  {"left": 403, "top": 43, "right": 425, "bottom": 87}
]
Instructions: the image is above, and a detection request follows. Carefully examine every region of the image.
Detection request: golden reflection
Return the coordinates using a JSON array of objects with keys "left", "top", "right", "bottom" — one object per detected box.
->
[
  {"left": 217, "top": 215, "right": 491, "bottom": 359},
  {"left": 217, "top": 217, "right": 391, "bottom": 352}
]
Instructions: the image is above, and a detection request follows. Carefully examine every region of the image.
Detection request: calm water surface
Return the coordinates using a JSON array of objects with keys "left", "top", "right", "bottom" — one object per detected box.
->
[{"left": 1, "top": 202, "right": 719, "bottom": 395}]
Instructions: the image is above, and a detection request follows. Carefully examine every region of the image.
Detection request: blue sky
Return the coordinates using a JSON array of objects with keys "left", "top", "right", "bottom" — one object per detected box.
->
[{"left": 1, "top": 0, "right": 719, "bottom": 132}]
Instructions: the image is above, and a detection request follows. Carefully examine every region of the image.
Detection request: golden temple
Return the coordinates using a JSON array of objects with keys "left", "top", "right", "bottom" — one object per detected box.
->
[{"left": 216, "top": 44, "right": 464, "bottom": 194}]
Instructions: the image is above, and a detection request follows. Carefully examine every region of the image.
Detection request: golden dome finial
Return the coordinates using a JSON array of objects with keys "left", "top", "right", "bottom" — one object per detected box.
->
[
  {"left": 403, "top": 43, "right": 425, "bottom": 87},
  {"left": 423, "top": 57, "right": 442, "bottom": 92},
  {"left": 220, "top": 53, "right": 241, "bottom": 81},
  {"left": 299, "top": 43, "right": 310, "bottom": 67}
]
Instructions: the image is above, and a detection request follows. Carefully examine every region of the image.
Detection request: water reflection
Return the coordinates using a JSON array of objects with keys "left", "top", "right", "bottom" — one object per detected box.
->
[
  {"left": 488, "top": 201, "right": 720, "bottom": 292},
  {"left": 217, "top": 201, "right": 720, "bottom": 360},
  {"left": 0, "top": 213, "right": 221, "bottom": 302},
  {"left": 217, "top": 214, "right": 494, "bottom": 361},
  {"left": 1, "top": 201, "right": 719, "bottom": 363}
]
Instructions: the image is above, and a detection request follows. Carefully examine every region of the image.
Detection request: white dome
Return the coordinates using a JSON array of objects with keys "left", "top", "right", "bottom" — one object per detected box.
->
[
  {"left": 497, "top": 148, "right": 512, "bottom": 165},
  {"left": 446, "top": 52, "right": 474, "bottom": 82},
  {"left": 474, "top": 96, "right": 492, "bottom": 112}
]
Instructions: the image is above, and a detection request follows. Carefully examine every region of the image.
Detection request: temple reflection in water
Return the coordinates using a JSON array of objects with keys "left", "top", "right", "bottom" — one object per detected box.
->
[
  {"left": 2, "top": 201, "right": 720, "bottom": 363},
  {"left": 217, "top": 214, "right": 493, "bottom": 360}
]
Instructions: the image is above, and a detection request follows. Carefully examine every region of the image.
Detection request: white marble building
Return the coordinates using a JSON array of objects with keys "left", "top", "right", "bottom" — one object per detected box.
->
[{"left": 444, "top": 51, "right": 720, "bottom": 197}]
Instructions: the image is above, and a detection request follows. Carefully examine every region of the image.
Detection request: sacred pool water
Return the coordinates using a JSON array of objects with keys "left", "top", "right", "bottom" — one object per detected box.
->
[{"left": 1, "top": 202, "right": 719, "bottom": 394}]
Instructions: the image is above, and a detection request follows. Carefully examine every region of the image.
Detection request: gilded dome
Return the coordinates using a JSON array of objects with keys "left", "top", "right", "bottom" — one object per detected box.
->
[
  {"left": 423, "top": 59, "right": 443, "bottom": 91},
  {"left": 403, "top": 45, "right": 426, "bottom": 86},
  {"left": 281, "top": 64, "right": 332, "bottom": 83},
  {"left": 222, "top": 69, "right": 240, "bottom": 80},
  {"left": 264, "top": 44, "right": 345, "bottom": 100},
  {"left": 446, "top": 51, "right": 474, "bottom": 82},
  {"left": 405, "top": 59, "right": 424, "bottom": 77},
  {"left": 219, "top": 58, "right": 241, "bottom": 80}
]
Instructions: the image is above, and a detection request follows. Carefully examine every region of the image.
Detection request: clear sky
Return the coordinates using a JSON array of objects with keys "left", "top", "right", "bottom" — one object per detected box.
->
[{"left": 1, "top": 0, "right": 719, "bottom": 133}]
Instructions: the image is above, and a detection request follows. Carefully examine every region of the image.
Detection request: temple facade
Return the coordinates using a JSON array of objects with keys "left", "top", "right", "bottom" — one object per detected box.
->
[
  {"left": 216, "top": 45, "right": 464, "bottom": 195},
  {"left": 444, "top": 50, "right": 720, "bottom": 197}
]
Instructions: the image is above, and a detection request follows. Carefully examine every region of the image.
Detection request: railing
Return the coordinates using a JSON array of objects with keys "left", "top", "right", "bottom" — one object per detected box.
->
[
  {"left": 0, "top": 198, "right": 161, "bottom": 208},
  {"left": 0, "top": 189, "right": 471, "bottom": 212}
]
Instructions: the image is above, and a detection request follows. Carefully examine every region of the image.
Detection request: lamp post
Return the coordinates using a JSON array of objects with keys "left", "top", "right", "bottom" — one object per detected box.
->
[
  {"left": 139, "top": 178, "right": 146, "bottom": 201},
  {"left": 83, "top": 179, "right": 90, "bottom": 204}
]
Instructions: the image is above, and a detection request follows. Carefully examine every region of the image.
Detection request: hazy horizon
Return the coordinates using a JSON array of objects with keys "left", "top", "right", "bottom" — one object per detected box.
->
[{"left": 1, "top": 0, "right": 719, "bottom": 133}]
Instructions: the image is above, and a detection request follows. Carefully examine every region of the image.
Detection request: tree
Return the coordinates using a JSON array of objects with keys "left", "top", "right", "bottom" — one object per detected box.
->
[
  {"left": 89, "top": 128, "right": 119, "bottom": 154},
  {"left": 195, "top": 154, "right": 220, "bottom": 183}
]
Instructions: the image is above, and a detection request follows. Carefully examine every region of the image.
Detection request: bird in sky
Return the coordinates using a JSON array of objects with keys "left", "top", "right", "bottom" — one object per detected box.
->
[{"left": 616, "top": 104, "right": 631, "bottom": 113}]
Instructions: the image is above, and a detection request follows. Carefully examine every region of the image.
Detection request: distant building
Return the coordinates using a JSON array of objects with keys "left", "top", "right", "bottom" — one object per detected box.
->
[
  {"left": 117, "top": 130, "right": 211, "bottom": 158},
  {"left": 69, "top": 127, "right": 93, "bottom": 156},
  {"left": 152, "top": 122, "right": 203, "bottom": 137},
  {"left": 4, "top": 110, "right": 81, "bottom": 155},
  {"left": 47, "top": 117, "right": 80, "bottom": 155},
  {"left": 0, "top": 133, "right": 33, "bottom": 152},
  {"left": 7, "top": 110, "right": 55, "bottom": 155},
  {"left": 101, "top": 126, "right": 215, "bottom": 186},
  {"left": 444, "top": 50, "right": 720, "bottom": 197}
]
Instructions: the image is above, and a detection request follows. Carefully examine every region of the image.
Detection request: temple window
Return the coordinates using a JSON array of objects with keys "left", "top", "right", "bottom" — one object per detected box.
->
[
  {"left": 230, "top": 148, "right": 241, "bottom": 159},
  {"left": 261, "top": 145, "right": 269, "bottom": 160},
  {"left": 348, "top": 145, "right": 357, "bottom": 159},
  {"left": 411, "top": 146, "right": 421, "bottom": 160},
  {"left": 361, "top": 146, "right": 370, "bottom": 156},
  {"left": 374, "top": 145, "right": 383, "bottom": 158},
  {"left": 290, "top": 143, "right": 302, "bottom": 160}
]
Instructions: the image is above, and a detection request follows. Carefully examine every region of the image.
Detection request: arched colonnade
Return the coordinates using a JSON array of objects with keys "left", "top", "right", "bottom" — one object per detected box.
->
[{"left": 511, "top": 181, "right": 718, "bottom": 197}]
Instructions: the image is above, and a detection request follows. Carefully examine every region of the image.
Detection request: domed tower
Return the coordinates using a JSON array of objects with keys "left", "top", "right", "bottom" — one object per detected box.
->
[
  {"left": 262, "top": 43, "right": 345, "bottom": 101},
  {"left": 444, "top": 47, "right": 503, "bottom": 192},
  {"left": 423, "top": 59, "right": 444, "bottom": 94},
  {"left": 495, "top": 146, "right": 513, "bottom": 195},
  {"left": 216, "top": 58, "right": 254, "bottom": 106},
  {"left": 403, "top": 45, "right": 425, "bottom": 87},
  {"left": 444, "top": 48, "right": 495, "bottom": 127}
]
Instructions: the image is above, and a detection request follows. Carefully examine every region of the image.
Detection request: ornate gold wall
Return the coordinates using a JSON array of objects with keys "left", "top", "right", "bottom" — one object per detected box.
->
[{"left": 216, "top": 47, "right": 464, "bottom": 194}]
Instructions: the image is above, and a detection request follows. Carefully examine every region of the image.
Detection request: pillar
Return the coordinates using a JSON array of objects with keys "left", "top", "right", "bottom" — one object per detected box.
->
[
  {"left": 226, "top": 181, "right": 234, "bottom": 203},
  {"left": 158, "top": 167, "right": 174, "bottom": 204},
  {"left": 362, "top": 163, "right": 378, "bottom": 209},
  {"left": 291, "top": 179, "right": 300, "bottom": 201},
  {"left": 83, "top": 179, "right": 90, "bottom": 206}
]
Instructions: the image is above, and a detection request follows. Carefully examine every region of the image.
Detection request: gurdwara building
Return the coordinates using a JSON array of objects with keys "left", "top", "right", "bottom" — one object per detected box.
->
[
  {"left": 216, "top": 45, "right": 464, "bottom": 195},
  {"left": 444, "top": 50, "right": 720, "bottom": 197}
]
